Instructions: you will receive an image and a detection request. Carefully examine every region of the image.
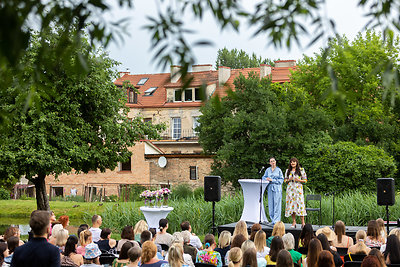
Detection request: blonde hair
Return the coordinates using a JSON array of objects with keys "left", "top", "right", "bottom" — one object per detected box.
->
[
  {"left": 134, "top": 220, "right": 148, "bottom": 236},
  {"left": 228, "top": 247, "right": 242, "bottom": 267},
  {"left": 141, "top": 241, "right": 157, "bottom": 263},
  {"left": 272, "top": 221, "right": 285, "bottom": 237},
  {"left": 55, "top": 228, "right": 69, "bottom": 247},
  {"left": 233, "top": 220, "right": 249, "bottom": 240},
  {"left": 354, "top": 230, "right": 368, "bottom": 254},
  {"left": 218, "top": 231, "right": 232, "bottom": 248},
  {"left": 167, "top": 243, "right": 185, "bottom": 267},
  {"left": 172, "top": 232, "right": 184, "bottom": 244},
  {"left": 282, "top": 233, "right": 295, "bottom": 251},
  {"left": 376, "top": 218, "right": 387, "bottom": 239},
  {"left": 79, "top": 230, "right": 92, "bottom": 247},
  {"left": 389, "top": 228, "right": 400, "bottom": 239},
  {"left": 356, "top": 230, "right": 367, "bottom": 242},
  {"left": 254, "top": 230, "right": 266, "bottom": 253},
  {"left": 51, "top": 224, "right": 63, "bottom": 237},
  {"left": 240, "top": 240, "right": 255, "bottom": 255}
]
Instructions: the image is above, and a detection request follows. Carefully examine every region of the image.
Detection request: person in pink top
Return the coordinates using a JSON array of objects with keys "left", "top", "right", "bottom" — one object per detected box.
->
[{"left": 77, "top": 230, "right": 93, "bottom": 256}]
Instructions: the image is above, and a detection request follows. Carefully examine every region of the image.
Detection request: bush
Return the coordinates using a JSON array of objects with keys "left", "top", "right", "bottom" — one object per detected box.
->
[
  {"left": 193, "top": 186, "right": 204, "bottom": 199},
  {"left": 305, "top": 141, "right": 397, "bottom": 192},
  {"left": 171, "top": 184, "right": 193, "bottom": 200},
  {"left": 0, "top": 188, "right": 10, "bottom": 200}
]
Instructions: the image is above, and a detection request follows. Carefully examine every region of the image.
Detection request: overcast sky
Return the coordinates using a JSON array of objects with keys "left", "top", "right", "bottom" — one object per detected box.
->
[{"left": 105, "top": 0, "right": 371, "bottom": 74}]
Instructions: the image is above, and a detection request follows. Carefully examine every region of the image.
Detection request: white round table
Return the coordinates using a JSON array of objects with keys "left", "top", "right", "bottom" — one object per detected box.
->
[
  {"left": 140, "top": 206, "right": 174, "bottom": 229},
  {"left": 239, "top": 179, "right": 269, "bottom": 223}
]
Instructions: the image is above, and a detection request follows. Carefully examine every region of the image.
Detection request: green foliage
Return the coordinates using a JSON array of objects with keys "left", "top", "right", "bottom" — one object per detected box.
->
[
  {"left": 193, "top": 186, "right": 204, "bottom": 199},
  {"left": 0, "top": 188, "right": 10, "bottom": 200},
  {"left": 304, "top": 142, "right": 397, "bottom": 192},
  {"left": 119, "top": 184, "right": 148, "bottom": 202},
  {"left": 171, "top": 184, "right": 193, "bottom": 200},
  {"left": 215, "top": 48, "right": 276, "bottom": 68}
]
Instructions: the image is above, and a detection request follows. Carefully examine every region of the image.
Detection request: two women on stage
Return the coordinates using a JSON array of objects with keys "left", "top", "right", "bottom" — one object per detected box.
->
[{"left": 262, "top": 157, "right": 308, "bottom": 228}]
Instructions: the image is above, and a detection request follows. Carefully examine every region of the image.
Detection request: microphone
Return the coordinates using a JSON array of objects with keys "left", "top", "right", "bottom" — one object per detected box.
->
[{"left": 259, "top": 166, "right": 265, "bottom": 174}]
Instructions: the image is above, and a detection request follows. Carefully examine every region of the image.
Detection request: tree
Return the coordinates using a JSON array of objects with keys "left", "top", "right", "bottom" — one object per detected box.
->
[
  {"left": 215, "top": 48, "right": 276, "bottom": 69},
  {"left": 198, "top": 73, "right": 331, "bottom": 186},
  {"left": 0, "top": 28, "right": 164, "bottom": 210}
]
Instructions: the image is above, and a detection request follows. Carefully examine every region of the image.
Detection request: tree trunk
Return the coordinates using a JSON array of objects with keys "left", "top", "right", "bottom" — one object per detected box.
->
[{"left": 34, "top": 173, "right": 50, "bottom": 210}]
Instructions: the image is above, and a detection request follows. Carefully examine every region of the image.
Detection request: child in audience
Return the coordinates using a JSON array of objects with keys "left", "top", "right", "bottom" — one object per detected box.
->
[
  {"left": 3, "top": 236, "right": 19, "bottom": 265},
  {"left": 215, "top": 230, "right": 231, "bottom": 265},
  {"left": 196, "top": 234, "right": 222, "bottom": 267},
  {"left": 77, "top": 230, "right": 93, "bottom": 256},
  {"left": 126, "top": 246, "right": 142, "bottom": 267}
]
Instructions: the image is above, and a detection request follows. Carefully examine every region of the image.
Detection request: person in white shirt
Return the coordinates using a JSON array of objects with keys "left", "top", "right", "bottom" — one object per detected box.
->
[
  {"left": 88, "top": 215, "right": 102, "bottom": 243},
  {"left": 180, "top": 221, "right": 202, "bottom": 250}
]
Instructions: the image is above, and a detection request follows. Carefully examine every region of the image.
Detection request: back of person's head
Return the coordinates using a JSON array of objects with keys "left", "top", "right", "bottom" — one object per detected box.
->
[
  {"left": 77, "top": 226, "right": 87, "bottom": 240},
  {"left": 119, "top": 241, "right": 134, "bottom": 260},
  {"left": 231, "top": 234, "right": 246, "bottom": 249},
  {"left": 300, "top": 223, "right": 315, "bottom": 248},
  {"left": 272, "top": 221, "right": 285, "bottom": 237},
  {"left": 367, "top": 220, "right": 379, "bottom": 239},
  {"left": 384, "top": 235, "right": 400, "bottom": 263},
  {"left": 30, "top": 210, "right": 51, "bottom": 236},
  {"left": 369, "top": 248, "right": 386, "bottom": 267},
  {"left": 180, "top": 221, "right": 190, "bottom": 231},
  {"left": 233, "top": 220, "right": 248, "bottom": 239},
  {"left": 204, "top": 233, "right": 216, "bottom": 248},
  {"left": 249, "top": 223, "right": 261, "bottom": 241},
  {"left": 121, "top": 225, "right": 134, "bottom": 240},
  {"left": 52, "top": 223, "right": 63, "bottom": 238},
  {"left": 167, "top": 243, "right": 184, "bottom": 267},
  {"left": 7, "top": 236, "right": 20, "bottom": 254},
  {"left": 83, "top": 243, "right": 101, "bottom": 263},
  {"left": 218, "top": 230, "right": 232, "bottom": 249},
  {"left": 79, "top": 229, "right": 92, "bottom": 246},
  {"left": 242, "top": 247, "right": 257, "bottom": 267},
  {"left": 79, "top": 224, "right": 89, "bottom": 230},
  {"left": 270, "top": 236, "right": 284, "bottom": 262},
  {"left": 64, "top": 235, "right": 79, "bottom": 256},
  {"left": 316, "top": 234, "right": 330, "bottom": 251},
  {"left": 241, "top": 240, "right": 255, "bottom": 255},
  {"left": 361, "top": 255, "right": 381, "bottom": 267},
  {"left": 254, "top": 230, "right": 266, "bottom": 253},
  {"left": 0, "top": 242, "right": 8, "bottom": 265},
  {"left": 55, "top": 228, "right": 69, "bottom": 247},
  {"left": 134, "top": 220, "right": 148, "bottom": 235},
  {"left": 100, "top": 228, "right": 112, "bottom": 240},
  {"left": 128, "top": 246, "right": 142, "bottom": 263},
  {"left": 317, "top": 250, "right": 334, "bottom": 267},
  {"left": 4, "top": 226, "right": 19, "bottom": 242},
  {"left": 141, "top": 240, "right": 157, "bottom": 263},
  {"left": 282, "top": 233, "right": 295, "bottom": 251},
  {"left": 92, "top": 215, "right": 100, "bottom": 225},
  {"left": 334, "top": 220, "right": 345, "bottom": 243},
  {"left": 307, "top": 238, "right": 322, "bottom": 267},
  {"left": 181, "top": 230, "right": 191, "bottom": 244},
  {"left": 228, "top": 247, "right": 242, "bottom": 267},
  {"left": 141, "top": 230, "right": 152, "bottom": 244},
  {"left": 58, "top": 215, "right": 69, "bottom": 228},
  {"left": 172, "top": 232, "right": 184, "bottom": 245},
  {"left": 159, "top": 218, "right": 168, "bottom": 230},
  {"left": 276, "top": 249, "right": 293, "bottom": 267},
  {"left": 149, "top": 228, "right": 157, "bottom": 240},
  {"left": 388, "top": 228, "right": 400, "bottom": 239},
  {"left": 376, "top": 218, "right": 386, "bottom": 237}
]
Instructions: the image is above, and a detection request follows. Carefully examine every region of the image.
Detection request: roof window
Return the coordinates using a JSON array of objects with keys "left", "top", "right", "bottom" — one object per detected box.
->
[
  {"left": 137, "top": 78, "right": 149, "bottom": 85},
  {"left": 144, "top": 87, "right": 158, "bottom": 96}
]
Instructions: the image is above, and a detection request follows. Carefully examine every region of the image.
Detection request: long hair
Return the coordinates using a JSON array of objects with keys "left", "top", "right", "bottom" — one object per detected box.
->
[
  {"left": 254, "top": 230, "right": 266, "bottom": 253},
  {"left": 204, "top": 234, "right": 216, "bottom": 248},
  {"left": 269, "top": 236, "right": 284, "bottom": 262},
  {"left": 300, "top": 223, "right": 315, "bottom": 248},
  {"left": 384, "top": 235, "right": 400, "bottom": 264},
  {"left": 272, "top": 221, "right": 285, "bottom": 237},
  {"left": 354, "top": 230, "right": 368, "bottom": 255},
  {"left": 316, "top": 234, "right": 333, "bottom": 254},
  {"left": 233, "top": 220, "right": 248, "bottom": 240},
  {"left": 167, "top": 243, "right": 185, "bottom": 267},
  {"left": 218, "top": 230, "right": 232, "bottom": 249},
  {"left": 228, "top": 247, "right": 242, "bottom": 267},
  {"left": 58, "top": 215, "right": 69, "bottom": 228},
  {"left": 242, "top": 247, "right": 257, "bottom": 267},
  {"left": 287, "top": 158, "right": 301, "bottom": 176},
  {"left": 249, "top": 223, "right": 261, "bottom": 241},
  {"left": 307, "top": 238, "right": 322, "bottom": 267},
  {"left": 367, "top": 220, "right": 379, "bottom": 240},
  {"left": 134, "top": 220, "right": 148, "bottom": 236},
  {"left": 317, "top": 250, "right": 334, "bottom": 267},
  {"left": 334, "top": 220, "right": 345, "bottom": 243},
  {"left": 119, "top": 241, "right": 134, "bottom": 260},
  {"left": 64, "top": 235, "right": 79, "bottom": 256},
  {"left": 276, "top": 249, "right": 293, "bottom": 267},
  {"left": 121, "top": 225, "right": 135, "bottom": 240},
  {"left": 376, "top": 218, "right": 387, "bottom": 240},
  {"left": 0, "top": 242, "right": 7, "bottom": 265},
  {"left": 55, "top": 228, "right": 69, "bottom": 247},
  {"left": 369, "top": 248, "right": 387, "bottom": 267},
  {"left": 361, "top": 255, "right": 381, "bottom": 267},
  {"left": 79, "top": 230, "right": 92, "bottom": 247},
  {"left": 231, "top": 234, "right": 246, "bottom": 249}
]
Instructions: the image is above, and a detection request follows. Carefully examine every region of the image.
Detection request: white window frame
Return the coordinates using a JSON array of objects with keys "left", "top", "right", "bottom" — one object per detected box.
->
[
  {"left": 193, "top": 116, "right": 200, "bottom": 135},
  {"left": 172, "top": 117, "right": 181, "bottom": 139}
]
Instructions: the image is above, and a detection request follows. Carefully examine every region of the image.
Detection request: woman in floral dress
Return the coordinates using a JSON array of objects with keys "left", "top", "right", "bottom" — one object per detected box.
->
[{"left": 284, "top": 157, "right": 307, "bottom": 228}]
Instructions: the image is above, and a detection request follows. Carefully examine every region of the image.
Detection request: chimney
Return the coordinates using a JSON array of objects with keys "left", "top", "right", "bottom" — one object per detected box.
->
[
  {"left": 218, "top": 66, "right": 231, "bottom": 86},
  {"left": 171, "top": 65, "right": 181, "bottom": 83},
  {"left": 274, "top": 60, "right": 296, "bottom": 68},
  {"left": 260, "top": 64, "right": 272, "bottom": 78},
  {"left": 192, "top": 64, "right": 213, "bottom": 72}
]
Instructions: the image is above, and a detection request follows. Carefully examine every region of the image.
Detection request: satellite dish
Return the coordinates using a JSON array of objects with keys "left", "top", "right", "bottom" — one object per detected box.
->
[{"left": 158, "top": 156, "right": 167, "bottom": 168}]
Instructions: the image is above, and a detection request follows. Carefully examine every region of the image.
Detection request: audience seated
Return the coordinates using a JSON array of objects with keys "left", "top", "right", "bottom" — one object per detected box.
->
[
  {"left": 303, "top": 238, "right": 322, "bottom": 267},
  {"left": 368, "top": 248, "right": 386, "bottom": 267},
  {"left": 3, "top": 236, "right": 20, "bottom": 266},
  {"left": 382, "top": 228, "right": 400, "bottom": 252},
  {"left": 155, "top": 219, "right": 174, "bottom": 248},
  {"left": 297, "top": 224, "right": 315, "bottom": 255},
  {"left": 181, "top": 230, "right": 197, "bottom": 264},
  {"left": 61, "top": 235, "right": 84, "bottom": 267},
  {"left": 196, "top": 234, "right": 222, "bottom": 267},
  {"left": 134, "top": 220, "right": 149, "bottom": 242},
  {"left": 317, "top": 250, "right": 334, "bottom": 267},
  {"left": 383, "top": 234, "right": 400, "bottom": 265},
  {"left": 149, "top": 228, "right": 164, "bottom": 257},
  {"left": 214, "top": 230, "right": 231, "bottom": 265},
  {"left": 233, "top": 220, "right": 249, "bottom": 240},
  {"left": 276, "top": 249, "right": 293, "bottom": 267},
  {"left": 241, "top": 240, "right": 267, "bottom": 267},
  {"left": 81, "top": 242, "right": 102, "bottom": 266},
  {"left": 3, "top": 227, "right": 24, "bottom": 246},
  {"left": 0, "top": 243, "right": 8, "bottom": 266},
  {"left": 141, "top": 230, "right": 163, "bottom": 260},
  {"left": 265, "top": 236, "right": 284, "bottom": 265},
  {"left": 376, "top": 218, "right": 387, "bottom": 244},
  {"left": 96, "top": 228, "right": 116, "bottom": 252},
  {"left": 89, "top": 215, "right": 102, "bottom": 243},
  {"left": 361, "top": 255, "right": 381, "bottom": 267},
  {"left": 180, "top": 221, "right": 202, "bottom": 250},
  {"left": 117, "top": 225, "right": 140, "bottom": 252},
  {"left": 55, "top": 228, "right": 69, "bottom": 253},
  {"left": 227, "top": 247, "right": 242, "bottom": 267},
  {"left": 365, "top": 220, "right": 384, "bottom": 248},
  {"left": 282, "top": 233, "right": 301, "bottom": 266},
  {"left": 126, "top": 246, "right": 142, "bottom": 267},
  {"left": 77, "top": 230, "right": 94, "bottom": 256},
  {"left": 267, "top": 222, "right": 285, "bottom": 248},
  {"left": 254, "top": 230, "right": 270, "bottom": 259},
  {"left": 249, "top": 224, "right": 262, "bottom": 241},
  {"left": 165, "top": 232, "right": 194, "bottom": 267},
  {"left": 49, "top": 223, "right": 63, "bottom": 245},
  {"left": 11, "top": 210, "right": 60, "bottom": 267},
  {"left": 58, "top": 215, "right": 70, "bottom": 229},
  {"left": 348, "top": 230, "right": 371, "bottom": 255},
  {"left": 163, "top": 243, "right": 190, "bottom": 267},
  {"left": 225, "top": 234, "right": 246, "bottom": 264},
  {"left": 112, "top": 241, "right": 135, "bottom": 267},
  {"left": 315, "top": 226, "right": 337, "bottom": 251},
  {"left": 242, "top": 247, "right": 258, "bottom": 267},
  {"left": 141, "top": 241, "right": 168, "bottom": 267},
  {"left": 316, "top": 233, "right": 343, "bottom": 267},
  {"left": 333, "top": 220, "right": 354, "bottom": 248}
]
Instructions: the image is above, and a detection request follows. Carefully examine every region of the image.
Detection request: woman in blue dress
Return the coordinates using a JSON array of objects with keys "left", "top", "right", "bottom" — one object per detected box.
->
[{"left": 262, "top": 157, "right": 284, "bottom": 225}]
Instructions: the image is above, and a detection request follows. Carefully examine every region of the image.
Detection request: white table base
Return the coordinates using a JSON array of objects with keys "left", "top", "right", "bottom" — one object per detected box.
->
[
  {"left": 239, "top": 179, "right": 269, "bottom": 223},
  {"left": 140, "top": 206, "right": 174, "bottom": 229}
]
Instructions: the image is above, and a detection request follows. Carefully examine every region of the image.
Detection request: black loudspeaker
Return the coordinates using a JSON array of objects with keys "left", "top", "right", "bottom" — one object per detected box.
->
[
  {"left": 377, "top": 178, "right": 395, "bottom": 206},
  {"left": 204, "top": 176, "right": 221, "bottom": 202}
]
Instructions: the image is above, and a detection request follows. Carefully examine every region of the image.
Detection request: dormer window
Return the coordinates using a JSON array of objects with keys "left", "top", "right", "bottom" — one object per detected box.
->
[
  {"left": 137, "top": 78, "right": 148, "bottom": 85},
  {"left": 128, "top": 88, "right": 137, "bottom": 104},
  {"left": 144, "top": 87, "right": 158, "bottom": 96},
  {"left": 174, "top": 88, "right": 202, "bottom": 102}
]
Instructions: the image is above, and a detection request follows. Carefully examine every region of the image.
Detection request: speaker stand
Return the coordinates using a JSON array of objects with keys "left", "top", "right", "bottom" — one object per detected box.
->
[
  {"left": 386, "top": 205, "right": 390, "bottom": 234},
  {"left": 211, "top": 201, "right": 216, "bottom": 235}
]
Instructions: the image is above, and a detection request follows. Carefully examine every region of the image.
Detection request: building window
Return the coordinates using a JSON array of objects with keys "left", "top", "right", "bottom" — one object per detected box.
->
[
  {"left": 190, "top": 166, "right": 198, "bottom": 180},
  {"left": 174, "top": 90, "right": 182, "bottom": 101},
  {"left": 52, "top": 187, "right": 64, "bottom": 197},
  {"left": 184, "top": 89, "right": 193, "bottom": 101},
  {"left": 144, "top": 87, "right": 157, "bottom": 96},
  {"left": 193, "top": 116, "right": 200, "bottom": 135},
  {"left": 144, "top": 118, "right": 152, "bottom": 124},
  {"left": 128, "top": 88, "right": 137, "bottom": 104},
  {"left": 172, "top": 117, "right": 181, "bottom": 139},
  {"left": 194, "top": 88, "right": 202, "bottom": 101},
  {"left": 120, "top": 157, "right": 132, "bottom": 171},
  {"left": 137, "top": 78, "right": 149, "bottom": 85}
]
